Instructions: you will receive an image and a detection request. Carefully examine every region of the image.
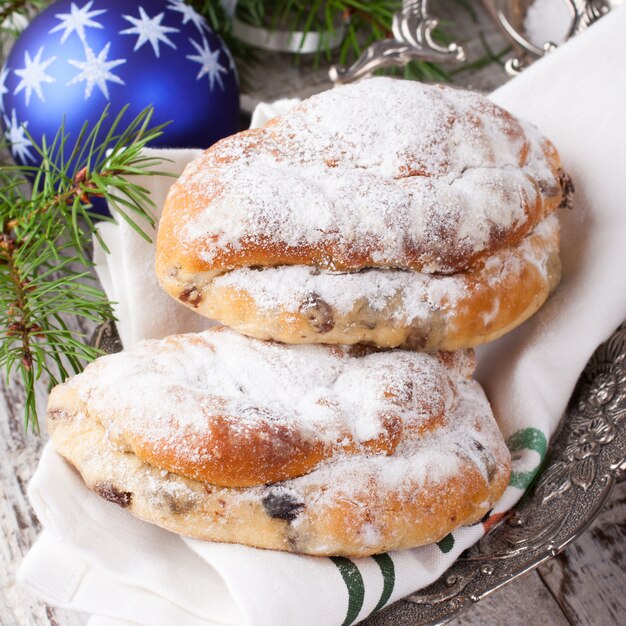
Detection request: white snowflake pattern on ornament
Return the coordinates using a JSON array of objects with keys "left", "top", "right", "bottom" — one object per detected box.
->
[
  {"left": 67, "top": 42, "right": 125, "bottom": 99},
  {"left": 186, "top": 36, "right": 227, "bottom": 90},
  {"left": 120, "top": 7, "right": 179, "bottom": 58}
]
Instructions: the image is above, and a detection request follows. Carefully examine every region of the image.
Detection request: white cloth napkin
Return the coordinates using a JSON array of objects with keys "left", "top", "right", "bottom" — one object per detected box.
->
[
  {"left": 92, "top": 148, "right": 211, "bottom": 349},
  {"left": 18, "top": 8, "right": 626, "bottom": 626}
]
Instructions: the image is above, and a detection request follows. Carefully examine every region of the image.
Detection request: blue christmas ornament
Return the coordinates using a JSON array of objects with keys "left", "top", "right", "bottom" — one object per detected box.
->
[{"left": 0, "top": 0, "right": 240, "bottom": 168}]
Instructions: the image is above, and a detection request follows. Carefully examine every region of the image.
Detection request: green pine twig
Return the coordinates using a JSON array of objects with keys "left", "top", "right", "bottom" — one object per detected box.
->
[
  {"left": 0, "top": 0, "right": 47, "bottom": 36},
  {"left": 227, "top": 0, "right": 454, "bottom": 82},
  {"left": 0, "top": 105, "right": 171, "bottom": 432}
]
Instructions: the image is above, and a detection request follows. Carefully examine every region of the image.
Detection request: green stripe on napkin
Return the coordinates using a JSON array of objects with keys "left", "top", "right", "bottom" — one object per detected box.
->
[
  {"left": 331, "top": 557, "right": 365, "bottom": 626},
  {"left": 372, "top": 553, "right": 395, "bottom": 611},
  {"left": 437, "top": 533, "right": 455, "bottom": 554},
  {"left": 506, "top": 427, "right": 548, "bottom": 489}
]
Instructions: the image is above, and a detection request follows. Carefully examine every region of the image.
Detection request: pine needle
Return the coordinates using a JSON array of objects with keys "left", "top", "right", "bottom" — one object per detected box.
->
[{"left": 0, "top": 105, "right": 171, "bottom": 432}]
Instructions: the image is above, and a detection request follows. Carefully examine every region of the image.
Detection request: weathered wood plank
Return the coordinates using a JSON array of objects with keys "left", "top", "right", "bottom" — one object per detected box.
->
[
  {"left": 0, "top": 308, "right": 91, "bottom": 626},
  {"left": 0, "top": 374, "right": 87, "bottom": 626},
  {"left": 448, "top": 570, "right": 571, "bottom": 626},
  {"left": 537, "top": 480, "right": 626, "bottom": 626}
]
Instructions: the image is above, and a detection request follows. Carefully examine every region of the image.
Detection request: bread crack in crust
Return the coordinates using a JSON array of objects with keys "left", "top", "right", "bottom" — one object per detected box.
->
[
  {"left": 47, "top": 328, "right": 510, "bottom": 557},
  {"left": 156, "top": 78, "right": 568, "bottom": 350}
]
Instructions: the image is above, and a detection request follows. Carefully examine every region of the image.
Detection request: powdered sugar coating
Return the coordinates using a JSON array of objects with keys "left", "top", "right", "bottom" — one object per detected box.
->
[
  {"left": 60, "top": 327, "right": 473, "bottom": 486},
  {"left": 196, "top": 213, "right": 559, "bottom": 352},
  {"left": 166, "top": 77, "right": 562, "bottom": 274},
  {"left": 214, "top": 260, "right": 461, "bottom": 323},
  {"left": 48, "top": 369, "right": 510, "bottom": 556},
  {"left": 213, "top": 214, "right": 558, "bottom": 317},
  {"left": 281, "top": 380, "right": 500, "bottom": 498}
]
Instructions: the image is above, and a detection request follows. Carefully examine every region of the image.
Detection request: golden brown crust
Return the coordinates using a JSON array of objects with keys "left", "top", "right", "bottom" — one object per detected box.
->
[
  {"left": 158, "top": 214, "right": 561, "bottom": 352},
  {"left": 47, "top": 377, "right": 511, "bottom": 557},
  {"left": 46, "top": 328, "right": 462, "bottom": 488},
  {"left": 156, "top": 81, "right": 566, "bottom": 280},
  {"left": 155, "top": 79, "right": 569, "bottom": 351}
]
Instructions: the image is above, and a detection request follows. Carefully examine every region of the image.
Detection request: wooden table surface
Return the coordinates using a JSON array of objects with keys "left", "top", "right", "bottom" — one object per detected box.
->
[{"left": 1, "top": 2, "right": 625, "bottom": 624}]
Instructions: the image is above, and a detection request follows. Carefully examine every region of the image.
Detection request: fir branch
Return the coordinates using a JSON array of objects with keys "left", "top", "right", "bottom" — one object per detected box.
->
[
  {"left": 0, "top": 105, "right": 171, "bottom": 431},
  {"left": 189, "top": 0, "right": 453, "bottom": 83},
  {"left": 229, "top": 0, "right": 453, "bottom": 82},
  {"left": 0, "top": 0, "right": 32, "bottom": 24},
  {"left": 0, "top": 0, "right": 47, "bottom": 36},
  {"left": 190, "top": 0, "right": 258, "bottom": 88}
]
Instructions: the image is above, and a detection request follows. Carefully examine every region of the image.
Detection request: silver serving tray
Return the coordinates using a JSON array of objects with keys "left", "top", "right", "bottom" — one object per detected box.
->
[{"left": 92, "top": 321, "right": 626, "bottom": 625}]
